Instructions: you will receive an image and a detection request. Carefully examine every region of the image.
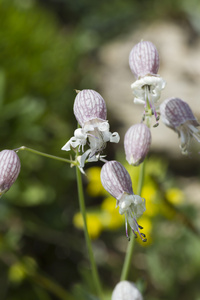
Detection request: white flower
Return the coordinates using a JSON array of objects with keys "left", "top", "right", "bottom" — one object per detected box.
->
[
  {"left": 100, "top": 161, "right": 146, "bottom": 241},
  {"left": 129, "top": 40, "right": 166, "bottom": 122},
  {"left": 112, "top": 281, "right": 143, "bottom": 300},
  {"left": 160, "top": 97, "right": 200, "bottom": 155},
  {"left": 62, "top": 90, "right": 120, "bottom": 171},
  {"left": 131, "top": 76, "right": 166, "bottom": 105},
  {"left": 118, "top": 193, "right": 146, "bottom": 241},
  {"left": 63, "top": 119, "right": 119, "bottom": 172},
  {"left": 131, "top": 75, "right": 166, "bottom": 121}
]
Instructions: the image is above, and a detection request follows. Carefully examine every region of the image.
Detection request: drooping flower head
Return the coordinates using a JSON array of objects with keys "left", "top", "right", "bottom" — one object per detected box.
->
[
  {"left": 160, "top": 97, "right": 200, "bottom": 155},
  {"left": 100, "top": 160, "right": 146, "bottom": 241},
  {"left": 124, "top": 123, "right": 151, "bottom": 166},
  {"left": 0, "top": 150, "right": 21, "bottom": 197},
  {"left": 112, "top": 281, "right": 143, "bottom": 300},
  {"left": 62, "top": 90, "right": 120, "bottom": 171},
  {"left": 129, "top": 40, "right": 165, "bottom": 123}
]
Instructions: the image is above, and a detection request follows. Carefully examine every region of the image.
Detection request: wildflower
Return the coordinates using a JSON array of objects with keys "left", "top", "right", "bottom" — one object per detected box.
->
[
  {"left": 62, "top": 89, "right": 120, "bottom": 171},
  {"left": 100, "top": 160, "right": 146, "bottom": 241},
  {"left": 0, "top": 150, "right": 21, "bottom": 197},
  {"left": 73, "top": 212, "right": 103, "bottom": 239},
  {"left": 124, "top": 123, "right": 151, "bottom": 166},
  {"left": 129, "top": 40, "right": 165, "bottom": 122},
  {"left": 112, "top": 281, "right": 143, "bottom": 300},
  {"left": 160, "top": 97, "right": 200, "bottom": 154}
]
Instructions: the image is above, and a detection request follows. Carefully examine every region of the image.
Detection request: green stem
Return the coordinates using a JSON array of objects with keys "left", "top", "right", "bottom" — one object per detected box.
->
[
  {"left": 120, "top": 160, "right": 146, "bottom": 281},
  {"left": 76, "top": 166, "right": 104, "bottom": 300},
  {"left": 16, "top": 146, "right": 76, "bottom": 165}
]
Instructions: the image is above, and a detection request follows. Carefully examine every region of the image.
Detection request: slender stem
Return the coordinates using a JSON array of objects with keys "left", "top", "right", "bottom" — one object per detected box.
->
[
  {"left": 120, "top": 231, "right": 135, "bottom": 281},
  {"left": 120, "top": 160, "right": 146, "bottom": 281},
  {"left": 137, "top": 159, "right": 146, "bottom": 196},
  {"left": 76, "top": 166, "right": 104, "bottom": 300},
  {"left": 16, "top": 146, "right": 76, "bottom": 165}
]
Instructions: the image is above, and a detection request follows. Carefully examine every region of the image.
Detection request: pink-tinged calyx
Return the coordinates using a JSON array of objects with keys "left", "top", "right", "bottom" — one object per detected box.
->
[
  {"left": 160, "top": 97, "right": 200, "bottom": 154},
  {"left": 124, "top": 123, "right": 151, "bottom": 166},
  {"left": 100, "top": 161, "right": 146, "bottom": 241},
  {"left": 0, "top": 150, "right": 21, "bottom": 196},
  {"left": 129, "top": 40, "right": 159, "bottom": 79}
]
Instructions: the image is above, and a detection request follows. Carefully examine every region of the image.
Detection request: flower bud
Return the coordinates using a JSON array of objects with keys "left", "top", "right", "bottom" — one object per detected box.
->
[
  {"left": 73, "top": 89, "right": 107, "bottom": 127},
  {"left": 160, "top": 97, "right": 200, "bottom": 154},
  {"left": 124, "top": 123, "right": 151, "bottom": 166},
  {"left": 0, "top": 150, "right": 21, "bottom": 196},
  {"left": 129, "top": 40, "right": 159, "bottom": 79},
  {"left": 112, "top": 281, "right": 143, "bottom": 300}
]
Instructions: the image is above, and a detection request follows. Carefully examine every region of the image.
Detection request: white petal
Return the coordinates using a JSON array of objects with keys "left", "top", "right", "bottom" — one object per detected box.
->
[
  {"left": 61, "top": 139, "right": 75, "bottom": 151},
  {"left": 110, "top": 132, "right": 120, "bottom": 143},
  {"left": 83, "top": 124, "right": 95, "bottom": 132},
  {"left": 74, "top": 128, "right": 87, "bottom": 140},
  {"left": 134, "top": 97, "right": 145, "bottom": 105},
  {"left": 131, "top": 75, "right": 165, "bottom": 104},
  {"left": 79, "top": 149, "right": 91, "bottom": 169},
  {"left": 98, "top": 121, "right": 109, "bottom": 132}
]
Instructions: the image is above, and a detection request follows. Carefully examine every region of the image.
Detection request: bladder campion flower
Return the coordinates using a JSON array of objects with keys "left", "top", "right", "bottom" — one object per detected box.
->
[
  {"left": 124, "top": 123, "right": 151, "bottom": 166},
  {"left": 0, "top": 150, "right": 21, "bottom": 197},
  {"left": 129, "top": 40, "right": 165, "bottom": 123},
  {"left": 62, "top": 89, "right": 120, "bottom": 171},
  {"left": 100, "top": 160, "right": 146, "bottom": 241},
  {"left": 160, "top": 97, "right": 200, "bottom": 155},
  {"left": 112, "top": 281, "right": 143, "bottom": 300}
]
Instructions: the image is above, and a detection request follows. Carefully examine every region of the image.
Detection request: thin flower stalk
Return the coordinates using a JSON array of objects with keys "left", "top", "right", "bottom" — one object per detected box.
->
[
  {"left": 120, "top": 160, "right": 146, "bottom": 281},
  {"left": 76, "top": 165, "right": 104, "bottom": 300}
]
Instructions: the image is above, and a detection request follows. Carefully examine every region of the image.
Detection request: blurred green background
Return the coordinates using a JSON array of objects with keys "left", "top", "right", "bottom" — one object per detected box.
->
[{"left": 0, "top": 0, "right": 200, "bottom": 299}]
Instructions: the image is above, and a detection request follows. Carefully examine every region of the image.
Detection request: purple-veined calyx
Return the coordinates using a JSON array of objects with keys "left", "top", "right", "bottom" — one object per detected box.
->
[
  {"left": 61, "top": 90, "right": 120, "bottom": 172},
  {"left": 0, "top": 150, "right": 21, "bottom": 197},
  {"left": 100, "top": 160, "right": 146, "bottom": 241},
  {"left": 160, "top": 97, "right": 200, "bottom": 155},
  {"left": 124, "top": 123, "right": 151, "bottom": 166}
]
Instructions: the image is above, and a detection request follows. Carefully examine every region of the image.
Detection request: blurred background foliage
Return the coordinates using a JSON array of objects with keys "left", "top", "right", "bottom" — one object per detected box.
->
[{"left": 0, "top": 0, "right": 200, "bottom": 299}]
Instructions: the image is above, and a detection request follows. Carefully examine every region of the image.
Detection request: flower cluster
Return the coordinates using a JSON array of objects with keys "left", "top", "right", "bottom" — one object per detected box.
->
[
  {"left": 62, "top": 39, "right": 200, "bottom": 246},
  {"left": 63, "top": 86, "right": 150, "bottom": 241},
  {"left": 128, "top": 40, "right": 200, "bottom": 156}
]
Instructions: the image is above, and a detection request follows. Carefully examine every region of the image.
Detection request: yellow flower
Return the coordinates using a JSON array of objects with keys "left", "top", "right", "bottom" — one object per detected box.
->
[
  {"left": 100, "top": 197, "right": 124, "bottom": 230},
  {"left": 165, "top": 188, "right": 184, "bottom": 205},
  {"left": 141, "top": 184, "right": 158, "bottom": 217},
  {"left": 9, "top": 262, "right": 27, "bottom": 283},
  {"left": 73, "top": 212, "right": 103, "bottom": 239},
  {"left": 86, "top": 167, "right": 105, "bottom": 197}
]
